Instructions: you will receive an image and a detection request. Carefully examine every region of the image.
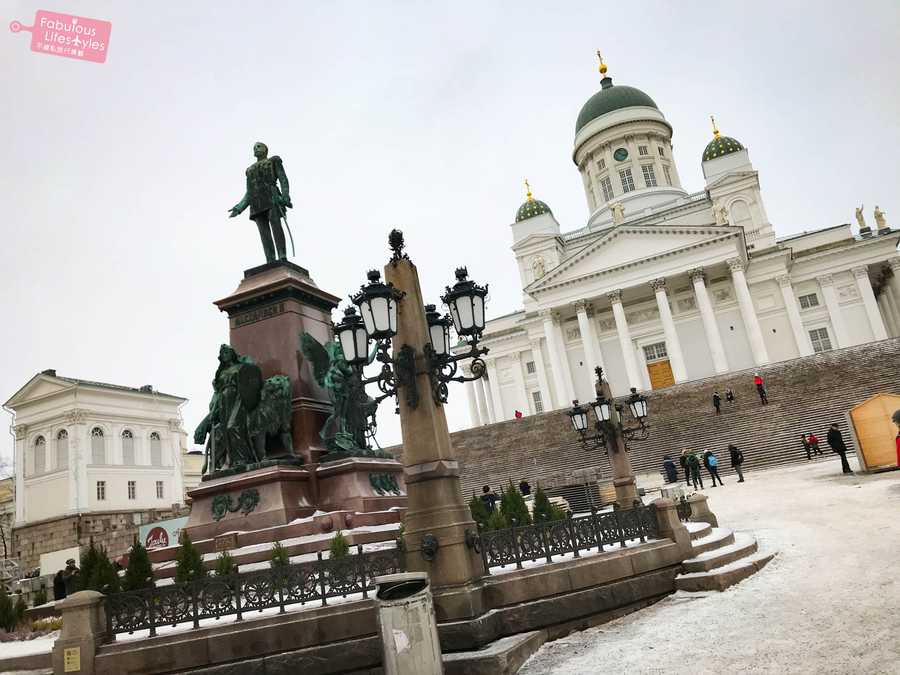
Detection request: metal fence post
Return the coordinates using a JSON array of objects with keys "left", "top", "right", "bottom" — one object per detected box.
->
[
  {"left": 478, "top": 524, "right": 490, "bottom": 574},
  {"left": 565, "top": 513, "right": 580, "bottom": 558},
  {"left": 511, "top": 520, "right": 523, "bottom": 570},
  {"left": 317, "top": 551, "right": 328, "bottom": 607},
  {"left": 538, "top": 519, "right": 552, "bottom": 564},
  {"left": 359, "top": 546, "right": 369, "bottom": 599},
  {"left": 190, "top": 581, "right": 200, "bottom": 630},
  {"left": 589, "top": 507, "right": 604, "bottom": 553},
  {"left": 147, "top": 589, "right": 157, "bottom": 637},
  {"left": 613, "top": 503, "right": 626, "bottom": 548},
  {"left": 233, "top": 573, "right": 242, "bottom": 622}
]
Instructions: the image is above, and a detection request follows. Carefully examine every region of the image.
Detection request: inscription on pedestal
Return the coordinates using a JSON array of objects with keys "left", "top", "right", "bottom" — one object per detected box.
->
[
  {"left": 232, "top": 302, "right": 286, "bottom": 328},
  {"left": 214, "top": 533, "right": 239, "bottom": 552}
]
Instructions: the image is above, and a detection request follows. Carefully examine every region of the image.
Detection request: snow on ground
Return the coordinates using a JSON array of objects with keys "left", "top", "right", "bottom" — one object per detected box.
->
[
  {"left": 0, "top": 631, "right": 59, "bottom": 658},
  {"left": 520, "top": 456, "right": 900, "bottom": 675}
]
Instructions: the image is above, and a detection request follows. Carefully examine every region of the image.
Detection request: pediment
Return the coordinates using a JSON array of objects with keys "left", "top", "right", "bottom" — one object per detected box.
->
[
  {"left": 512, "top": 232, "right": 562, "bottom": 252},
  {"left": 527, "top": 225, "right": 741, "bottom": 292},
  {"left": 4, "top": 374, "right": 74, "bottom": 408}
]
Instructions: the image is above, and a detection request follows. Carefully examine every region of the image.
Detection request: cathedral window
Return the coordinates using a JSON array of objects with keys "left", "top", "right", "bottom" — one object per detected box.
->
[
  {"left": 598, "top": 157, "right": 606, "bottom": 170},
  {"left": 531, "top": 391, "right": 544, "bottom": 414},
  {"left": 150, "top": 432, "right": 163, "bottom": 466},
  {"left": 619, "top": 169, "right": 635, "bottom": 193},
  {"left": 663, "top": 165, "right": 673, "bottom": 186},
  {"left": 658, "top": 146, "right": 666, "bottom": 158},
  {"left": 643, "top": 342, "right": 668, "bottom": 362},
  {"left": 809, "top": 327, "right": 832, "bottom": 353},
  {"left": 600, "top": 176, "right": 614, "bottom": 202},
  {"left": 526, "top": 361, "right": 536, "bottom": 375},
  {"left": 91, "top": 427, "right": 105, "bottom": 464},
  {"left": 798, "top": 293, "right": 819, "bottom": 310},
  {"left": 641, "top": 164, "right": 658, "bottom": 187},
  {"left": 127, "top": 481, "right": 136, "bottom": 500},
  {"left": 33, "top": 436, "right": 46, "bottom": 475},
  {"left": 638, "top": 145, "right": 649, "bottom": 156},
  {"left": 96, "top": 481, "right": 106, "bottom": 501},
  {"left": 156, "top": 481, "right": 164, "bottom": 499},
  {"left": 57, "top": 430, "right": 68, "bottom": 469},
  {"left": 122, "top": 429, "right": 135, "bottom": 465}
]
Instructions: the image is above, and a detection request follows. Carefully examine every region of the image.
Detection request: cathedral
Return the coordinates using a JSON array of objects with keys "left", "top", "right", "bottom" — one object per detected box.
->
[{"left": 463, "top": 56, "right": 900, "bottom": 426}]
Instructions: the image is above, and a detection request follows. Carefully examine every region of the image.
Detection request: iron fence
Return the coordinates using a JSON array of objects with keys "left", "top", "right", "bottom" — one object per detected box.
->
[
  {"left": 476, "top": 502, "right": 660, "bottom": 572},
  {"left": 676, "top": 496, "right": 692, "bottom": 522},
  {"left": 105, "top": 546, "right": 403, "bottom": 637}
]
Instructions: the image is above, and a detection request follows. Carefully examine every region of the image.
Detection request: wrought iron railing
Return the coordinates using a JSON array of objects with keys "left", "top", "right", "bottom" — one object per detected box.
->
[
  {"left": 676, "top": 496, "right": 692, "bottom": 522},
  {"left": 475, "top": 502, "right": 660, "bottom": 572},
  {"left": 105, "top": 546, "right": 403, "bottom": 637}
]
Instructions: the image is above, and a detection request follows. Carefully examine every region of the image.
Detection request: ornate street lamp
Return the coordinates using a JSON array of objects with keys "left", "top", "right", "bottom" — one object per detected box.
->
[
  {"left": 352, "top": 270, "right": 404, "bottom": 340},
  {"left": 570, "top": 367, "right": 650, "bottom": 454},
  {"left": 425, "top": 304, "right": 452, "bottom": 357},
  {"left": 441, "top": 267, "right": 488, "bottom": 337},
  {"left": 333, "top": 306, "right": 369, "bottom": 366},
  {"left": 567, "top": 401, "right": 590, "bottom": 433}
]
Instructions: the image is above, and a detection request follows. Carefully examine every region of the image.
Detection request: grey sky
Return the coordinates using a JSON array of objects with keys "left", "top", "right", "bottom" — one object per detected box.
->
[{"left": 2, "top": 0, "right": 899, "bottom": 465}]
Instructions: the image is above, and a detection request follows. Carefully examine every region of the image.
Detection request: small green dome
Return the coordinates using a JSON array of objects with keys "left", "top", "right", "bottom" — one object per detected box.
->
[
  {"left": 703, "top": 134, "right": 744, "bottom": 161},
  {"left": 575, "top": 77, "right": 659, "bottom": 134},
  {"left": 516, "top": 198, "right": 552, "bottom": 222}
]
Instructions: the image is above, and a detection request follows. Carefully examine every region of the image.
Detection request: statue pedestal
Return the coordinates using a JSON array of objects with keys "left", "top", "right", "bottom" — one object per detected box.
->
[
  {"left": 214, "top": 261, "right": 341, "bottom": 465},
  {"left": 316, "top": 456, "right": 407, "bottom": 513}
]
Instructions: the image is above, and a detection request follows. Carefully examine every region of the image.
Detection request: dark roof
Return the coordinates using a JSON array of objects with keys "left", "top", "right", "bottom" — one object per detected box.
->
[
  {"left": 50, "top": 373, "right": 184, "bottom": 400},
  {"left": 515, "top": 198, "right": 552, "bottom": 223},
  {"left": 576, "top": 77, "right": 659, "bottom": 134},
  {"left": 702, "top": 135, "right": 744, "bottom": 162}
]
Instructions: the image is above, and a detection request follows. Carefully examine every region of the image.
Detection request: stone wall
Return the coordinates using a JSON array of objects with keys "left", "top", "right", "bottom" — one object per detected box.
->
[{"left": 13, "top": 506, "right": 188, "bottom": 572}]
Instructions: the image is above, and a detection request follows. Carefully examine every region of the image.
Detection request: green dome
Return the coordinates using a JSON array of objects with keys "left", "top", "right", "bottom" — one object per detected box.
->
[
  {"left": 703, "top": 134, "right": 744, "bottom": 161},
  {"left": 575, "top": 77, "right": 659, "bottom": 133},
  {"left": 516, "top": 198, "right": 552, "bottom": 222}
]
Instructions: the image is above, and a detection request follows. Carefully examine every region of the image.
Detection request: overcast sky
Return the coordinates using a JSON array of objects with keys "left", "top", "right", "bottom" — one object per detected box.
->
[{"left": 2, "top": 1, "right": 899, "bottom": 467}]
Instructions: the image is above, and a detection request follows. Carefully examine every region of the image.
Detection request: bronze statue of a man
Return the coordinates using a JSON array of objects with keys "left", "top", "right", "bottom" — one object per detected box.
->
[{"left": 229, "top": 142, "right": 293, "bottom": 264}]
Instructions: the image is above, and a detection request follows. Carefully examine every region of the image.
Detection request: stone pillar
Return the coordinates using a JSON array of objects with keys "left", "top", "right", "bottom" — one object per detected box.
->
[
  {"left": 817, "top": 274, "right": 850, "bottom": 348},
  {"left": 598, "top": 375, "right": 638, "bottom": 507},
  {"left": 508, "top": 353, "right": 531, "bottom": 415},
  {"left": 463, "top": 375, "right": 482, "bottom": 427},
  {"left": 541, "top": 310, "right": 576, "bottom": 407},
  {"left": 686, "top": 493, "right": 719, "bottom": 528},
  {"left": 485, "top": 359, "right": 505, "bottom": 422},
  {"left": 384, "top": 255, "right": 485, "bottom": 622},
  {"left": 52, "top": 591, "right": 110, "bottom": 675},
  {"left": 608, "top": 290, "right": 642, "bottom": 390},
  {"left": 574, "top": 300, "right": 606, "bottom": 390},
  {"left": 169, "top": 420, "right": 185, "bottom": 506},
  {"left": 478, "top": 376, "right": 495, "bottom": 424},
  {"left": 879, "top": 289, "right": 900, "bottom": 336},
  {"left": 13, "top": 425, "right": 26, "bottom": 523},
  {"left": 727, "top": 258, "right": 770, "bottom": 365},
  {"left": 886, "top": 259, "right": 900, "bottom": 312},
  {"left": 649, "top": 278, "right": 688, "bottom": 382},
  {"left": 529, "top": 338, "right": 553, "bottom": 413},
  {"left": 651, "top": 497, "right": 693, "bottom": 558},
  {"left": 689, "top": 268, "right": 729, "bottom": 373},
  {"left": 776, "top": 274, "right": 814, "bottom": 356},
  {"left": 853, "top": 266, "right": 889, "bottom": 341}
]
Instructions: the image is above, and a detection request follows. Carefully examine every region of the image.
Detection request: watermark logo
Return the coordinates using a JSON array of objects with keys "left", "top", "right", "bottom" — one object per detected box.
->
[{"left": 9, "top": 9, "right": 111, "bottom": 63}]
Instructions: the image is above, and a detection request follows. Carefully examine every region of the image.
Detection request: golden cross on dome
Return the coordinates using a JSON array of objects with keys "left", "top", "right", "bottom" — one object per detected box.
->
[
  {"left": 710, "top": 114, "right": 720, "bottom": 138},
  {"left": 596, "top": 50, "right": 607, "bottom": 75},
  {"left": 524, "top": 178, "right": 533, "bottom": 202}
]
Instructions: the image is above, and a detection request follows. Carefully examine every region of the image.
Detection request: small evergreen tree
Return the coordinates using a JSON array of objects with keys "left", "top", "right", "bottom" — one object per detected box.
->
[
  {"left": 175, "top": 532, "right": 206, "bottom": 584},
  {"left": 485, "top": 509, "right": 507, "bottom": 531},
  {"left": 468, "top": 494, "right": 490, "bottom": 526},
  {"left": 328, "top": 531, "right": 350, "bottom": 559},
  {"left": 532, "top": 486, "right": 566, "bottom": 523},
  {"left": 77, "top": 542, "right": 101, "bottom": 591},
  {"left": 87, "top": 548, "right": 121, "bottom": 595},
  {"left": 122, "top": 541, "right": 154, "bottom": 592},
  {"left": 32, "top": 587, "right": 48, "bottom": 607},
  {"left": 0, "top": 585, "right": 16, "bottom": 632},
  {"left": 13, "top": 595, "right": 27, "bottom": 624},
  {"left": 395, "top": 523, "right": 406, "bottom": 553},
  {"left": 270, "top": 540, "right": 290, "bottom": 568},
  {"left": 214, "top": 551, "right": 236, "bottom": 577},
  {"left": 499, "top": 480, "right": 531, "bottom": 526}
]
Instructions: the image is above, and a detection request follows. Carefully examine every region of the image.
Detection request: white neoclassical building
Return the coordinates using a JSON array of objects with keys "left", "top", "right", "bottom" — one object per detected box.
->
[
  {"left": 463, "top": 59, "right": 900, "bottom": 425},
  {"left": 4, "top": 370, "right": 190, "bottom": 526}
]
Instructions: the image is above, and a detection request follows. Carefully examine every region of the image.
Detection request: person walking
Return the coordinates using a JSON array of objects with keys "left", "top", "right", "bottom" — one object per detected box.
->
[
  {"left": 753, "top": 372, "right": 768, "bottom": 405},
  {"left": 662, "top": 455, "right": 679, "bottom": 483},
  {"left": 687, "top": 451, "right": 704, "bottom": 489},
  {"left": 480, "top": 485, "right": 500, "bottom": 512},
  {"left": 801, "top": 433, "right": 812, "bottom": 460},
  {"left": 704, "top": 450, "right": 725, "bottom": 487},
  {"left": 808, "top": 432, "right": 823, "bottom": 456},
  {"left": 725, "top": 388, "right": 735, "bottom": 404},
  {"left": 826, "top": 423, "right": 853, "bottom": 474},
  {"left": 680, "top": 449, "right": 691, "bottom": 486},
  {"left": 52, "top": 570, "right": 66, "bottom": 601},
  {"left": 713, "top": 391, "right": 722, "bottom": 416},
  {"left": 729, "top": 444, "right": 745, "bottom": 482}
]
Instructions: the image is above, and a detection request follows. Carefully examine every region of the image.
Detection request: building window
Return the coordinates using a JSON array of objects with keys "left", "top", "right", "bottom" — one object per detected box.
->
[
  {"left": 663, "top": 165, "right": 672, "bottom": 186},
  {"left": 638, "top": 145, "right": 649, "bottom": 156},
  {"left": 127, "top": 481, "right": 136, "bottom": 500},
  {"left": 531, "top": 391, "right": 544, "bottom": 414},
  {"left": 598, "top": 157, "right": 606, "bottom": 170},
  {"left": 56, "top": 430, "right": 69, "bottom": 469},
  {"left": 122, "top": 429, "right": 135, "bottom": 465},
  {"left": 150, "top": 432, "right": 162, "bottom": 466},
  {"left": 619, "top": 168, "right": 635, "bottom": 193},
  {"left": 798, "top": 293, "right": 819, "bottom": 310},
  {"left": 96, "top": 481, "right": 106, "bottom": 501},
  {"left": 525, "top": 361, "right": 536, "bottom": 375},
  {"left": 156, "top": 481, "right": 164, "bottom": 500},
  {"left": 600, "top": 175, "right": 614, "bottom": 202},
  {"left": 91, "top": 427, "right": 105, "bottom": 464},
  {"left": 643, "top": 342, "right": 669, "bottom": 362},
  {"left": 34, "top": 436, "right": 46, "bottom": 475},
  {"left": 809, "top": 327, "right": 832, "bottom": 353},
  {"left": 658, "top": 146, "right": 666, "bottom": 158},
  {"left": 641, "top": 164, "right": 658, "bottom": 187}
]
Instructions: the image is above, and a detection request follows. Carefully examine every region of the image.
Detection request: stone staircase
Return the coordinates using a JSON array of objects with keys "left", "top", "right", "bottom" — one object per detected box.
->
[{"left": 676, "top": 521, "right": 776, "bottom": 592}]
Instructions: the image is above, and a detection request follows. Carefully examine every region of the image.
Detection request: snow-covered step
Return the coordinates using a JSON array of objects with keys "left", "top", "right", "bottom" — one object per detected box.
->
[
  {"left": 682, "top": 533, "right": 758, "bottom": 573},
  {"left": 676, "top": 551, "right": 777, "bottom": 592},
  {"left": 690, "top": 527, "right": 734, "bottom": 556},
  {"left": 685, "top": 521, "right": 711, "bottom": 541}
]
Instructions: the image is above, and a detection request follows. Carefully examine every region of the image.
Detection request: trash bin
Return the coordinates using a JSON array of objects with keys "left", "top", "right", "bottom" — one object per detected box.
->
[{"left": 375, "top": 572, "right": 443, "bottom": 675}]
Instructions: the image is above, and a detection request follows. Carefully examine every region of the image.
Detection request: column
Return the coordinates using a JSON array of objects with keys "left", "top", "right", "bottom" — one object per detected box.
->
[
  {"left": 879, "top": 289, "right": 900, "bottom": 336},
  {"left": 170, "top": 420, "right": 186, "bottom": 505},
  {"left": 607, "top": 290, "right": 642, "bottom": 390},
  {"left": 886, "top": 259, "right": 900, "bottom": 312},
  {"left": 853, "top": 266, "right": 888, "bottom": 340},
  {"left": 574, "top": 300, "right": 606, "bottom": 391},
  {"left": 508, "top": 353, "right": 530, "bottom": 415},
  {"left": 727, "top": 258, "right": 770, "bottom": 365},
  {"left": 649, "top": 278, "right": 688, "bottom": 382},
  {"left": 477, "top": 376, "right": 494, "bottom": 424},
  {"left": 13, "top": 426, "right": 26, "bottom": 523},
  {"left": 817, "top": 274, "right": 850, "bottom": 347},
  {"left": 776, "top": 274, "right": 814, "bottom": 356},
  {"left": 689, "top": 268, "right": 729, "bottom": 373},
  {"left": 529, "top": 338, "right": 553, "bottom": 412},
  {"left": 464, "top": 377, "right": 482, "bottom": 427},
  {"left": 541, "top": 310, "right": 576, "bottom": 407},
  {"left": 485, "top": 359, "right": 506, "bottom": 421}
]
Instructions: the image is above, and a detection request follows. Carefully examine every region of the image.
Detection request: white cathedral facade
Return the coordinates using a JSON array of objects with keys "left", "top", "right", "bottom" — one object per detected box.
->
[{"left": 462, "top": 61, "right": 900, "bottom": 426}]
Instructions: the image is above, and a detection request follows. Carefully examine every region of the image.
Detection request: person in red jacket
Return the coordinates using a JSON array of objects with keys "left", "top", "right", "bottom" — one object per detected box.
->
[
  {"left": 753, "top": 372, "right": 768, "bottom": 405},
  {"left": 893, "top": 410, "right": 900, "bottom": 467}
]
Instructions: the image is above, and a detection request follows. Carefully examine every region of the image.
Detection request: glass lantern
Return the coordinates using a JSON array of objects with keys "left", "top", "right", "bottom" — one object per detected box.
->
[
  {"left": 352, "top": 270, "right": 402, "bottom": 340},
  {"left": 628, "top": 388, "right": 648, "bottom": 420},
  {"left": 333, "top": 306, "right": 369, "bottom": 366},
  {"left": 441, "top": 267, "right": 488, "bottom": 337},
  {"left": 567, "top": 400, "right": 589, "bottom": 433},
  {"left": 425, "top": 304, "right": 451, "bottom": 356},
  {"left": 591, "top": 396, "right": 612, "bottom": 423}
]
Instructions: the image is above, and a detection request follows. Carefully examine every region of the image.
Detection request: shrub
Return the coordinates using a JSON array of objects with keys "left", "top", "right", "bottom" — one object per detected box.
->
[
  {"left": 395, "top": 523, "right": 406, "bottom": 553},
  {"left": 87, "top": 550, "right": 121, "bottom": 595},
  {"left": 499, "top": 481, "right": 531, "bottom": 527},
  {"left": 485, "top": 509, "right": 507, "bottom": 531},
  {"left": 122, "top": 541, "right": 154, "bottom": 592},
  {"left": 468, "top": 494, "right": 490, "bottom": 527},
  {"left": 0, "top": 586, "right": 17, "bottom": 632},
  {"left": 32, "top": 617, "right": 63, "bottom": 632},
  {"left": 214, "top": 551, "right": 236, "bottom": 577},
  {"left": 328, "top": 531, "right": 349, "bottom": 559},
  {"left": 174, "top": 532, "right": 206, "bottom": 584},
  {"left": 32, "top": 587, "right": 48, "bottom": 607},
  {"left": 533, "top": 486, "right": 567, "bottom": 523},
  {"left": 270, "top": 541, "right": 290, "bottom": 569},
  {"left": 77, "top": 542, "right": 102, "bottom": 591}
]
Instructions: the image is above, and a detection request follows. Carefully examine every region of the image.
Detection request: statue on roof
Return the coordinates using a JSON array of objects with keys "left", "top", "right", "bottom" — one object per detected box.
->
[
  {"left": 874, "top": 206, "right": 888, "bottom": 231},
  {"left": 855, "top": 204, "right": 869, "bottom": 231},
  {"left": 610, "top": 202, "right": 625, "bottom": 225},
  {"left": 712, "top": 202, "right": 728, "bottom": 225}
]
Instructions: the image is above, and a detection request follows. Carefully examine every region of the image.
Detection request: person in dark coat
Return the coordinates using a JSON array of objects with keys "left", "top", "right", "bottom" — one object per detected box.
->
[
  {"left": 712, "top": 391, "right": 722, "bottom": 416},
  {"left": 680, "top": 449, "right": 691, "bottom": 486},
  {"left": 62, "top": 558, "right": 80, "bottom": 596},
  {"left": 518, "top": 479, "right": 531, "bottom": 497},
  {"left": 662, "top": 455, "right": 678, "bottom": 483},
  {"left": 725, "top": 388, "right": 735, "bottom": 404},
  {"left": 729, "top": 444, "right": 745, "bottom": 482},
  {"left": 687, "top": 452, "right": 704, "bottom": 489},
  {"left": 480, "top": 485, "right": 500, "bottom": 512},
  {"left": 53, "top": 570, "right": 66, "bottom": 601},
  {"left": 826, "top": 423, "right": 853, "bottom": 474},
  {"left": 703, "top": 450, "right": 725, "bottom": 487}
]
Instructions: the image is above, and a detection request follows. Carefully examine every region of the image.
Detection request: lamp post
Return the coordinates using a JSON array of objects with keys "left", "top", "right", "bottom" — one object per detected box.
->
[{"left": 567, "top": 367, "right": 646, "bottom": 507}]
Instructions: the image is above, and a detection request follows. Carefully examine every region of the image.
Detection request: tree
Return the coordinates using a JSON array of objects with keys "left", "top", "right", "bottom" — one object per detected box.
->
[
  {"left": 485, "top": 510, "right": 507, "bottom": 531},
  {"left": 468, "top": 494, "right": 490, "bottom": 527},
  {"left": 122, "top": 541, "right": 154, "bottom": 592},
  {"left": 532, "top": 486, "right": 567, "bottom": 523},
  {"left": 499, "top": 481, "right": 531, "bottom": 527},
  {"left": 87, "top": 549, "right": 121, "bottom": 595},
  {"left": 328, "top": 532, "right": 349, "bottom": 559},
  {"left": 214, "top": 551, "right": 236, "bottom": 577},
  {"left": 175, "top": 532, "right": 206, "bottom": 584},
  {"left": 0, "top": 585, "right": 17, "bottom": 632},
  {"left": 32, "top": 587, "right": 48, "bottom": 607},
  {"left": 77, "top": 542, "right": 101, "bottom": 592},
  {"left": 270, "top": 541, "right": 290, "bottom": 569}
]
